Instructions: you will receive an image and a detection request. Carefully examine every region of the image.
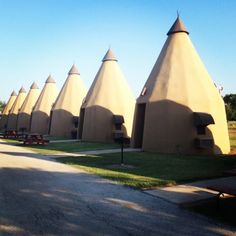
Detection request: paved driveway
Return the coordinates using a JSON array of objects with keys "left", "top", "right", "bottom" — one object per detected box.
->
[{"left": 0, "top": 140, "right": 235, "bottom": 236}]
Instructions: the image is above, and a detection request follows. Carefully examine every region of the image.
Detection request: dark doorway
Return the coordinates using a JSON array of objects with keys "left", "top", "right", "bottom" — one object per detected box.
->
[
  {"left": 29, "top": 113, "right": 33, "bottom": 132},
  {"left": 133, "top": 103, "right": 146, "bottom": 148},
  {"left": 48, "top": 110, "right": 53, "bottom": 134},
  {"left": 78, "top": 108, "right": 85, "bottom": 139}
]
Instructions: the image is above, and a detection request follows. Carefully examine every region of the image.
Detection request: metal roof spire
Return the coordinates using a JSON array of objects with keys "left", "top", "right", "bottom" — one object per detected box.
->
[
  {"left": 46, "top": 74, "right": 56, "bottom": 83},
  {"left": 102, "top": 48, "right": 118, "bottom": 62},
  {"left": 11, "top": 90, "right": 17, "bottom": 96},
  {"left": 68, "top": 64, "right": 80, "bottom": 75},
  {"left": 19, "top": 86, "right": 26, "bottom": 93},
  {"left": 167, "top": 16, "right": 189, "bottom": 36},
  {"left": 30, "top": 82, "right": 39, "bottom": 89}
]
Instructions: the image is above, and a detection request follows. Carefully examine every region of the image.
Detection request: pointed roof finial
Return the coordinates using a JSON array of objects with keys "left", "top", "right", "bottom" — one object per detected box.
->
[
  {"left": 102, "top": 48, "right": 118, "bottom": 62},
  {"left": 30, "top": 82, "right": 39, "bottom": 89},
  {"left": 19, "top": 86, "right": 26, "bottom": 93},
  {"left": 46, "top": 74, "right": 56, "bottom": 83},
  {"left": 11, "top": 90, "right": 17, "bottom": 96},
  {"left": 167, "top": 16, "right": 189, "bottom": 36},
  {"left": 177, "top": 10, "right": 180, "bottom": 18},
  {"left": 68, "top": 64, "right": 80, "bottom": 75}
]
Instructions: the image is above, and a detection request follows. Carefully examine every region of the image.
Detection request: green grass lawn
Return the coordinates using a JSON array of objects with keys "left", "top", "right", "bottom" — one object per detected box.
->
[
  {"left": 46, "top": 136, "right": 71, "bottom": 141},
  {"left": 54, "top": 127, "right": 236, "bottom": 189},
  {"left": 57, "top": 152, "right": 236, "bottom": 189},
  {"left": 229, "top": 127, "right": 236, "bottom": 150},
  {"left": 1, "top": 138, "right": 120, "bottom": 154},
  {"left": 2, "top": 126, "right": 236, "bottom": 189},
  {"left": 19, "top": 141, "right": 119, "bottom": 155}
]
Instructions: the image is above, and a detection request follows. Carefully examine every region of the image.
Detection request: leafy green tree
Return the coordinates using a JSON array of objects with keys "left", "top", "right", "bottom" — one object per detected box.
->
[
  {"left": 0, "top": 100, "right": 6, "bottom": 112},
  {"left": 223, "top": 94, "right": 236, "bottom": 121}
]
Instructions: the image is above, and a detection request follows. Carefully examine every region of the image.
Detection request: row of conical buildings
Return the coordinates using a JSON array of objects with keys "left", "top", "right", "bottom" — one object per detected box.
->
[
  {"left": 0, "top": 49, "right": 135, "bottom": 141},
  {"left": 0, "top": 17, "right": 230, "bottom": 155}
]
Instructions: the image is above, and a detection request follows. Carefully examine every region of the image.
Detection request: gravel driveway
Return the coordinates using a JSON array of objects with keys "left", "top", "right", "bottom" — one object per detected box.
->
[{"left": 0, "top": 140, "right": 235, "bottom": 236}]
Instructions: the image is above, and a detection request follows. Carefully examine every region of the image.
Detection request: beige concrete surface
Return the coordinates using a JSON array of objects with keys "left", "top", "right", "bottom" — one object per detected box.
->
[{"left": 145, "top": 177, "right": 236, "bottom": 205}]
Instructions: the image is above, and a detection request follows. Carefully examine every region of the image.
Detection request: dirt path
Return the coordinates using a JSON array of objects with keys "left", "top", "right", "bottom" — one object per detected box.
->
[{"left": 0, "top": 140, "right": 235, "bottom": 236}]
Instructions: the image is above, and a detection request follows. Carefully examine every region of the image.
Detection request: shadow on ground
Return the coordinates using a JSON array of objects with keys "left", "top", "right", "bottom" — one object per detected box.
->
[
  {"left": 1, "top": 166, "right": 234, "bottom": 235},
  {"left": 1, "top": 143, "right": 236, "bottom": 235},
  {"left": 189, "top": 196, "right": 236, "bottom": 227}
]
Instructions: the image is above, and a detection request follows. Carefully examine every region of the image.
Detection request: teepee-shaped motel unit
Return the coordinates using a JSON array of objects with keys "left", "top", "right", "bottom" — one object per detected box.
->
[
  {"left": 0, "top": 91, "right": 17, "bottom": 130},
  {"left": 49, "top": 64, "right": 87, "bottom": 137},
  {"left": 131, "top": 17, "right": 230, "bottom": 154},
  {"left": 79, "top": 49, "right": 135, "bottom": 142},
  {"left": 30, "top": 75, "right": 58, "bottom": 134},
  {"left": 17, "top": 82, "right": 40, "bottom": 132},
  {"left": 7, "top": 87, "right": 27, "bottom": 130}
]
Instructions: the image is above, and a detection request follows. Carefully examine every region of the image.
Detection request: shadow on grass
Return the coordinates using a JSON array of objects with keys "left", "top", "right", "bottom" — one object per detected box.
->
[
  {"left": 57, "top": 152, "right": 236, "bottom": 189},
  {"left": 1, "top": 139, "right": 120, "bottom": 154},
  {"left": 2, "top": 138, "right": 236, "bottom": 189},
  {"left": 25, "top": 142, "right": 120, "bottom": 154},
  {"left": 229, "top": 129, "right": 236, "bottom": 151}
]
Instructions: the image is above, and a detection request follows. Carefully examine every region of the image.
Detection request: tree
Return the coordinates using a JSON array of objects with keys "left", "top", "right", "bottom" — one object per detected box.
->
[
  {"left": 223, "top": 94, "right": 236, "bottom": 121},
  {"left": 0, "top": 100, "right": 6, "bottom": 112}
]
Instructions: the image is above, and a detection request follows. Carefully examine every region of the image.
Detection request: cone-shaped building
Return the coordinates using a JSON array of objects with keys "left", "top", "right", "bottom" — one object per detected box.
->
[
  {"left": 79, "top": 48, "right": 135, "bottom": 142},
  {"left": 131, "top": 17, "right": 230, "bottom": 154},
  {"left": 7, "top": 87, "right": 27, "bottom": 130},
  {"left": 0, "top": 91, "right": 17, "bottom": 130},
  {"left": 49, "top": 65, "right": 87, "bottom": 137},
  {"left": 17, "top": 82, "right": 40, "bottom": 132},
  {"left": 30, "top": 75, "right": 58, "bottom": 134}
]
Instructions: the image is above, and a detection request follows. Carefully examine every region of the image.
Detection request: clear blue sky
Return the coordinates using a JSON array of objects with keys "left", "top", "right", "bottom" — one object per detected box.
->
[{"left": 0, "top": 0, "right": 235, "bottom": 101}]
